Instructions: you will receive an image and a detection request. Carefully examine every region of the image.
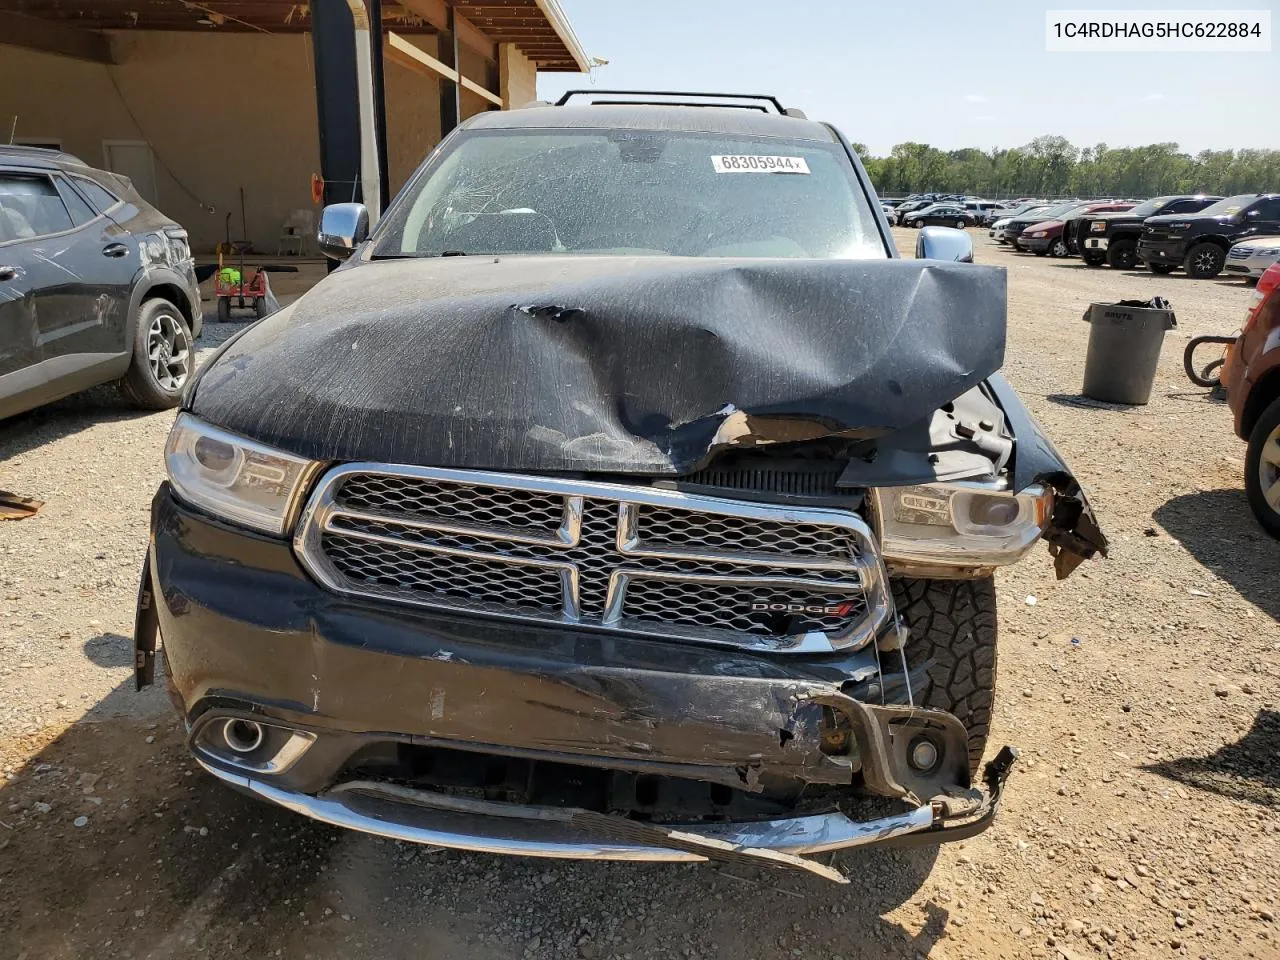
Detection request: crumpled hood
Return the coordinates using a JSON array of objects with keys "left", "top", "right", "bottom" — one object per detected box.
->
[{"left": 188, "top": 255, "right": 1007, "bottom": 473}]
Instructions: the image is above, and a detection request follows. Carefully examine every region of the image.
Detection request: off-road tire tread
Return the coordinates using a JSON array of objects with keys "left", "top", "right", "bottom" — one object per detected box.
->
[{"left": 892, "top": 576, "right": 998, "bottom": 774}]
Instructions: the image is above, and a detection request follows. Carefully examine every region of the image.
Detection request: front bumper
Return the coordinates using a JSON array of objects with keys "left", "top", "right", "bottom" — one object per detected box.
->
[
  {"left": 1137, "top": 237, "right": 1187, "bottom": 265},
  {"left": 1083, "top": 236, "right": 1109, "bottom": 251},
  {"left": 138, "top": 486, "right": 1012, "bottom": 879},
  {"left": 1016, "top": 235, "right": 1052, "bottom": 252},
  {"left": 195, "top": 745, "right": 1016, "bottom": 882},
  {"left": 1224, "top": 253, "right": 1279, "bottom": 278}
]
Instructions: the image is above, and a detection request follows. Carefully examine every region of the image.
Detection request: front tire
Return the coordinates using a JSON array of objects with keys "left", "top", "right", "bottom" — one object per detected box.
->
[
  {"left": 1245, "top": 396, "right": 1280, "bottom": 539},
  {"left": 119, "top": 298, "right": 193, "bottom": 410},
  {"left": 893, "top": 577, "right": 998, "bottom": 775},
  {"left": 1184, "top": 241, "right": 1225, "bottom": 279},
  {"left": 913, "top": 219, "right": 925, "bottom": 229},
  {"left": 1049, "top": 238, "right": 1069, "bottom": 258},
  {"left": 1107, "top": 239, "right": 1137, "bottom": 270}
]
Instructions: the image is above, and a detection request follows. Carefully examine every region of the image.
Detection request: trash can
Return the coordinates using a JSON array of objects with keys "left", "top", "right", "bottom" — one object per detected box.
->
[{"left": 1081, "top": 298, "right": 1177, "bottom": 405}]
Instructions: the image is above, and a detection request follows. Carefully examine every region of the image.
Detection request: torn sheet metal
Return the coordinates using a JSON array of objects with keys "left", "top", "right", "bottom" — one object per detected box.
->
[
  {"left": 187, "top": 255, "right": 1007, "bottom": 473},
  {"left": 984, "top": 373, "right": 1110, "bottom": 574}
]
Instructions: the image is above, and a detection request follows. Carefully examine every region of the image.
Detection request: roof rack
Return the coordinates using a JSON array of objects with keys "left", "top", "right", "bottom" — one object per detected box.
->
[{"left": 553, "top": 90, "right": 805, "bottom": 118}]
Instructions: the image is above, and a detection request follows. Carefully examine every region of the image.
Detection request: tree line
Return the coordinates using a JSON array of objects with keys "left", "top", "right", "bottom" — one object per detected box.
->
[{"left": 851, "top": 136, "right": 1280, "bottom": 199}]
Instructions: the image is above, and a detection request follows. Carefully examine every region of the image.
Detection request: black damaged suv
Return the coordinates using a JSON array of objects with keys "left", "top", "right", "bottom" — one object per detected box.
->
[{"left": 136, "top": 92, "right": 1107, "bottom": 881}]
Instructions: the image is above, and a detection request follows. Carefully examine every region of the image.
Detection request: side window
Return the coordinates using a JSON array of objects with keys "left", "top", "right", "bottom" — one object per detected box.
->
[
  {"left": 54, "top": 177, "right": 97, "bottom": 227},
  {"left": 0, "top": 173, "right": 74, "bottom": 241},
  {"left": 1248, "top": 198, "right": 1280, "bottom": 221},
  {"left": 71, "top": 175, "right": 120, "bottom": 214}
]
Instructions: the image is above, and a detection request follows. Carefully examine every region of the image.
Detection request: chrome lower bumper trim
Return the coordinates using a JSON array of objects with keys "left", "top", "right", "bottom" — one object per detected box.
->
[{"left": 196, "top": 758, "right": 937, "bottom": 880}]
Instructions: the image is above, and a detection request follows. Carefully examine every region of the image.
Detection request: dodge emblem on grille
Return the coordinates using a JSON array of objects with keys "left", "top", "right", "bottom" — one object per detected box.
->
[{"left": 750, "top": 601, "right": 858, "bottom": 616}]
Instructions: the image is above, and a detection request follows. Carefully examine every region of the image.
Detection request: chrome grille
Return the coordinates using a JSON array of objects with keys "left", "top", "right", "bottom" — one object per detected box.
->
[
  {"left": 295, "top": 465, "right": 890, "bottom": 653},
  {"left": 1228, "top": 246, "right": 1252, "bottom": 260}
]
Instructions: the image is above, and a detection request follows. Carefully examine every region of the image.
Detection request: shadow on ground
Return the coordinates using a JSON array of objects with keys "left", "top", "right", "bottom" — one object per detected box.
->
[
  {"left": 1147, "top": 709, "right": 1280, "bottom": 809},
  {"left": 1153, "top": 488, "right": 1280, "bottom": 620},
  {"left": 2, "top": 670, "right": 946, "bottom": 960},
  {"left": 0, "top": 389, "right": 153, "bottom": 463}
]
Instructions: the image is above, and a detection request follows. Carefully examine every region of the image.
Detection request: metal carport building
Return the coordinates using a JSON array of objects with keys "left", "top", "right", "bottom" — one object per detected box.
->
[{"left": 0, "top": 0, "right": 588, "bottom": 251}]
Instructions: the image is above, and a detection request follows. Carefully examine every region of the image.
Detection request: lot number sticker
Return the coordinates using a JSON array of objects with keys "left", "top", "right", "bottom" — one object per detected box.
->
[{"left": 711, "top": 155, "right": 811, "bottom": 174}]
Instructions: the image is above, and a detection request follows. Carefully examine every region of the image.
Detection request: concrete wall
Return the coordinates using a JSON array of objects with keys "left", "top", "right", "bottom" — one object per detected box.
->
[
  {"left": 383, "top": 35, "right": 444, "bottom": 200},
  {"left": 499, "top": 45, "right": 537, "bottom": 110},
  {"left": 0, "top": 33, "right": 321, "bottom": 253},
  {"left": 0, "top": 31, "right": 538, "bottom": 252}
]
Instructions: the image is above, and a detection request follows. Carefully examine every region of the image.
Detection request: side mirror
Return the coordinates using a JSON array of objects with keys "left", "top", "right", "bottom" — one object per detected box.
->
[
  {"left": 915, "top": 225, "right": 974, "bottom": 263},
  {"left": 317, "top": 203, "right": 369, "bottom": 260}
]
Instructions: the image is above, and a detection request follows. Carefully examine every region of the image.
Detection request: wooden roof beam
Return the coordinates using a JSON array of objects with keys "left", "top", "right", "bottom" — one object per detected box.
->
[
  {"left": 394, "top": 0, "right": 497, "bottom": 61},
  {"left": 386, "top": 31, "right": 501, "bottom": 104},
  {"left": 1, "top": 13, "right": 115, "bottom": 63}
]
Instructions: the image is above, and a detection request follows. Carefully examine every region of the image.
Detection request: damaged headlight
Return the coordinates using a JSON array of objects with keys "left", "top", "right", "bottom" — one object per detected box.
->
[
  {"left": 872, "top": 483, "right": 1053, "bottom": 570},
  {"left": 165, "top": 414, "right": 318, "bottom": 535}
]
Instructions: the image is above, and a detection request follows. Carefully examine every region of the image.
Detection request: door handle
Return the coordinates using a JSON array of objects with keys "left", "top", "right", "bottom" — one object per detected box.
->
[
  {"left": 103, "top": 243, "right": 129, "bottom": 258},
  {"left": 0, "top": 265, "right": 16, "bottom": 281}
]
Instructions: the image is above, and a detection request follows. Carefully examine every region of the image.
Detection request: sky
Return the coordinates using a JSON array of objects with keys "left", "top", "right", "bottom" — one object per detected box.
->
[{"left": 537, "top": 0, "right": 1279, "bottom": 157}]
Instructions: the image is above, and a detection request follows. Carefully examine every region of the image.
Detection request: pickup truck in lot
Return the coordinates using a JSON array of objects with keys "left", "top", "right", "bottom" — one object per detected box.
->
[
  {"left": 1138, "top": 193, "right": 1280, "bottom": 278},
  {"left": 1016, "top": 201, "right": 1134, "bottom": 258},
  {"left": 1078, "top": 195, "right": 1222, "bottom": 269}
]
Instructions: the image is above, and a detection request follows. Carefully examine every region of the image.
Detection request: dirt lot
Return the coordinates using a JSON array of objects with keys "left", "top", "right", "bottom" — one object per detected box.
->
[{"left": 1, "top": 234, "right": 1277, "bottom": 960}]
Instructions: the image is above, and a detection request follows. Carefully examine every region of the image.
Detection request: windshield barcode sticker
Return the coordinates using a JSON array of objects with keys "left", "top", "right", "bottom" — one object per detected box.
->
[{"left": 711, "top": 155, "right": 811, "bottom": 174}]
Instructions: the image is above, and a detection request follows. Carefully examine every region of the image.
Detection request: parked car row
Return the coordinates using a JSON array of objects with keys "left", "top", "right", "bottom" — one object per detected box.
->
[
  {"left": 986, "top": 190, "right": 1280, "bottom": 280},
  {"left": 887, "top": 195, "right": 1025, "bottom": 226}
]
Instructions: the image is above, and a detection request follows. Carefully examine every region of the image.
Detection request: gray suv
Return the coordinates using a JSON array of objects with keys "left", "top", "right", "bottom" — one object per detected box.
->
[{"left": 0, "top": 146, "right": 201, "bottom": 420}]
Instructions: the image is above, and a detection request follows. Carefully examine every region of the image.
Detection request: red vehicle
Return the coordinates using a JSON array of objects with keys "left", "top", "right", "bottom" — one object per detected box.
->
[
  {"left": 1222, "top": 261, "right": 1280, "bottom": 535},
  {"left": 1016, "top": 202, "right": 1135, "bottom": 257}
]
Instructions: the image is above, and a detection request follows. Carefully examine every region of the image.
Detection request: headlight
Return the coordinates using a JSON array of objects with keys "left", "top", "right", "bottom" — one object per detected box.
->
[
  {"left": 165, "top": 414, "right": 318, "bottom": 535},
  {"left": 872, "top": 483, "right": 1053, "bottom": 569},
  {"left": 1028, "top": 231, "right": 1046, "bottom": 238},
  {"left": 1090, "top": 221, "right": 1107, "bottom": 232}
]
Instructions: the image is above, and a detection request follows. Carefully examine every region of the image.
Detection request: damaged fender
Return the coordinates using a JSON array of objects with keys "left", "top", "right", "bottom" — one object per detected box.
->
[{"left": 986, "top": 373, "right": 1109, "bottom": 576}]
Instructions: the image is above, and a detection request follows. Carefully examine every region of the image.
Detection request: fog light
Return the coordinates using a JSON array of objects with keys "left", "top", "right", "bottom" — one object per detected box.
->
[
  {"left": 222, "top": 718, "right": 264, "bottom": 754},
  {"left": 908, "top": 736, "right": 940, "bottom": 772}
]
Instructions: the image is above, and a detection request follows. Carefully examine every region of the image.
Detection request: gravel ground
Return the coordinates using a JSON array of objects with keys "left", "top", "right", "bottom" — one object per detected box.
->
[{"left": 1, "top": 235, "right": 1277, "bottom": 960}]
